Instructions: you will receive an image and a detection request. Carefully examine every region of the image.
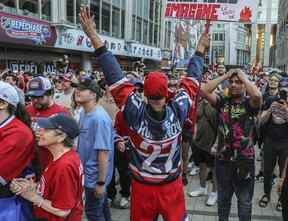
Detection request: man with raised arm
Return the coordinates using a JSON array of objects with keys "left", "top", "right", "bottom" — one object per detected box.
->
[{"left": 79, "top": 7, "right": 209, "bottom": 221}]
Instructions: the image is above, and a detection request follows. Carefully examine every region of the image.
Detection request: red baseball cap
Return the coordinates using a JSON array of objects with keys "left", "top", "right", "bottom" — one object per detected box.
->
[{"left": 144, "top": 72, "right": 168, "bottom": 98}]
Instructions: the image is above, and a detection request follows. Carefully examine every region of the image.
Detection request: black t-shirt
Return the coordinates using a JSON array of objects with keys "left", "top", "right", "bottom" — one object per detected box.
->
[{"left": 262, "top": 95, "right": 288, "bottom": 141}]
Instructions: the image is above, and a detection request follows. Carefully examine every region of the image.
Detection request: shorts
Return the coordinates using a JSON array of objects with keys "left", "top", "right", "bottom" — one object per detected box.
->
[
  {"left": 193, "top": 146, "right": 215, "bottom": 168},
  {"left": 130, "top": 178, "right": 188, "bottom": 221}
]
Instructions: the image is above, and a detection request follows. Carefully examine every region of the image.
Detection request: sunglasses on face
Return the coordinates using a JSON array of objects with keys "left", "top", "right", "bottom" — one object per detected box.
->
[{"left": 147, "top": 95, "right": 165, "bottom": 100}]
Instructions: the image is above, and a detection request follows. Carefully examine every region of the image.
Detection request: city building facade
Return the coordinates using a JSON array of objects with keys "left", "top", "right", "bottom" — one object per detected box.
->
[
  {"left": 276, "top": 0, "right": 288, "bottom": 71},
  {"left": 209, "top": 22, "right": 250, "bottom": 66},
  {"left": 0, "top": 0, "right": 173, "bottom": 73},
  {"left": 251, "top": 0, "right": 279, "bottom": 68}
]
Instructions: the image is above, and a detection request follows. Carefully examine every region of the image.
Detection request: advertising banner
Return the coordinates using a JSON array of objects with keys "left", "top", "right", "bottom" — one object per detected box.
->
[
  {"left": 165, "top": 0, "right": 258, "bottom": 23},
  {"left": 174, "top": 22, "right": 200, "bottom": 68},
  {"left": 54, "top": 28, "right": 162, "bottom": 61},
  {"left": 0, "top": 11, "right": 57, "bottom": 46}
]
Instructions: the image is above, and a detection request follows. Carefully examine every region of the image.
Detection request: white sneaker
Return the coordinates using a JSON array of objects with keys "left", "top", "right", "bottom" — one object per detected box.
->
[
  {"left": 119, "top": 197, "right": 130, "bottom": 209},
  {"left": 188, "top": 187, "right": 207, "bottom": 197},
  {"left": 206, "top": 192, "right": 217, "bottom": 206},
  {"left": 189, "top": 166, "right": 200, "bottom": 176},
  {"left": 187, "top": 162, "right": 194, "bottom": 170}
]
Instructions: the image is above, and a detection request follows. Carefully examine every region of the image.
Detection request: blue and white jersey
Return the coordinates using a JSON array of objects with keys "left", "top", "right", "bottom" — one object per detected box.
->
[{"left": 97, "top": 49, "right": 204, "bottom": 184}]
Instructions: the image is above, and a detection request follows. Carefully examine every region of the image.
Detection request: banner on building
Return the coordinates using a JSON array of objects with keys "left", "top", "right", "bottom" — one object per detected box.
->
[
  {"left": 0, "top": 12, "right": 57, "bottom": 46},
  {"left": 165, "top": 0, "right": 258, "bottom": 23},
  {"left": 54, "top": 28, "right": 162, "bottom": 61}
]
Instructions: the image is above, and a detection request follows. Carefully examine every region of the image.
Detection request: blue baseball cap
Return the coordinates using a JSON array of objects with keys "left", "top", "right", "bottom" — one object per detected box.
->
[
  {"left": 26, "top": 76, "right": 53, "bottom": 97},
  {"left": 37, "top": 114, "right": 80, "bottom": 139}
]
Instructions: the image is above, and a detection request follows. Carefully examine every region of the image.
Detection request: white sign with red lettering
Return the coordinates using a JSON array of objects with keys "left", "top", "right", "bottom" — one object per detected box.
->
[{"left": 165, "top": 0, "right": 258, "bottom": 23}]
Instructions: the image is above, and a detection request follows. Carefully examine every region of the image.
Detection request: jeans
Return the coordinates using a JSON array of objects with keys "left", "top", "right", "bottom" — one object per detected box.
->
[
  {"left": 85, "top": 187, "right": 112, "bottom": 221},
  {"left": 216, "top": 159, "right": 255, "bottom": 221}
]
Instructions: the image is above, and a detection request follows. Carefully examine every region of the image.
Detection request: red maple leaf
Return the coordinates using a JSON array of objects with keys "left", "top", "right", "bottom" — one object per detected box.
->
[{"left": 239, "top": 7, "right": 252, "bottom": 22}]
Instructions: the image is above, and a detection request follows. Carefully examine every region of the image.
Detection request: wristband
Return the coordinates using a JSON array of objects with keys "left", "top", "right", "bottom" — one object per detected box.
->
[
  {"left": 195, "top": 51, "right": 204, "bottom": 57},
  {"left": 94, "top": 46, "right": 108, "bottom": 57}
]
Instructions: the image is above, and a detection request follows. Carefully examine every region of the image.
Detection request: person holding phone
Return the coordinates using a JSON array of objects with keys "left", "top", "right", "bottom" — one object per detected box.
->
[{"left": 258, "top": 77, "right": 288, "bottom": 210}]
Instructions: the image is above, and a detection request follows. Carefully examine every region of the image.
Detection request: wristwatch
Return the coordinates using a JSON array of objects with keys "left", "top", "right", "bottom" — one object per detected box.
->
[{"left": 96, "top": 181, "right": 105, "bottom": 186}]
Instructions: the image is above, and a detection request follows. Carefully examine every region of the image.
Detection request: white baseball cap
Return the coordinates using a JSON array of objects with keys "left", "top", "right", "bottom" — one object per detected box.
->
[{"left": 0, "top": 81, "right": 20, "bottom": 107}]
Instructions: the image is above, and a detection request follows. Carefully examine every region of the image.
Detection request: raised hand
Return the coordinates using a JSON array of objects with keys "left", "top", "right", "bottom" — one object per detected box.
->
[
  {"left": 196, "top": 33, "right": 210, "bottom": 53},
  {"left": 79, "top": 6, "right": 104, "bottom": 49}
]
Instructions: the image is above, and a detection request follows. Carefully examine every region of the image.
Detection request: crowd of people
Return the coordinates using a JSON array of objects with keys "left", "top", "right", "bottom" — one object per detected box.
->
[{"left": 0, "top": 6, "right": 288, "bottom": 221}]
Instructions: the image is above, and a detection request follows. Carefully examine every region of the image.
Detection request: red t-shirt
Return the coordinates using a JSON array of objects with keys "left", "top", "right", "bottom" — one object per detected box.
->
[
  {"left": 34, "top": 150, "right": 84, "bottom": 221},
  {"left": 0, "top": 117, "right": 34, "bottom": 183},
  {"left": 26, "top": 103, "right": 70, "bottom": 172}
]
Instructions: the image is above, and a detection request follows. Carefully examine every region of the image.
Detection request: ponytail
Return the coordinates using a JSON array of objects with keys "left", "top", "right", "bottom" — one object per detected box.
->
[{"left": 8, "top": 103, "right": 31, "bottom": 128}]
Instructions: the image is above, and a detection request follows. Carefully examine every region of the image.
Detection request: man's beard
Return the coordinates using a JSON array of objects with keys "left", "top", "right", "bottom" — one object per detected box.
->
[{"left": 33, "top": 102, "right": 49, "bottom": 110}]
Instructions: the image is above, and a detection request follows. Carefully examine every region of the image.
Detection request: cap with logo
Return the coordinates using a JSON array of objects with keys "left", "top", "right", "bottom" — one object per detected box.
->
[
  {"left": 71, "top": 76, "right": 102, "bottom": 95},
  {"left": 26, "top": 76, "right": 53, "bottom": 97},
  {"left": 0, "top": 81, "right": 20, "bottom": 107},
  {"left": 37, "top": 114, "right": 80, "bottom": 140}
]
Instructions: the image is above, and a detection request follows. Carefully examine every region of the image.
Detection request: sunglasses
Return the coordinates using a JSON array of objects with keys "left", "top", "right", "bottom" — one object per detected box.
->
[{"left": 147, "top": 95, "right": 165, "bottom": 100}]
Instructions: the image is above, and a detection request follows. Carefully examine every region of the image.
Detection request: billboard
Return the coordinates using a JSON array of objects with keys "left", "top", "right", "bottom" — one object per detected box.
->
[
  {"left": 0, "top": 11, "right": 57, "bottom": 46},
  {"left": 174, "top": 22, "right": 200, "bottom": 68},
  {"left": 165, "top": 0, "right": 258, "bottom": 23}
]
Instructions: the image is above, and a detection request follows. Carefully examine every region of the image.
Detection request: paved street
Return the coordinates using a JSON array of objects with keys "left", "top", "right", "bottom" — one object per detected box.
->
[{"left": 83, "top": 159, "right": 283, "bottom": 221}]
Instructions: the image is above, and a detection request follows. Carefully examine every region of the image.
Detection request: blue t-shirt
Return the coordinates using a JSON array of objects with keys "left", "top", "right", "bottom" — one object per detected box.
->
[{"left": 77, "top": 106, "right": 114, "bottom": 188}]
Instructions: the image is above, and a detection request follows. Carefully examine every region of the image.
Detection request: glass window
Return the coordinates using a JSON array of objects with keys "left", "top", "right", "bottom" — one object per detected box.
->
[
  {"left": 1, "top": 0, "right": 16, "bottom": 7},
  {"left": 136, "top": 17, "right": 142, "bottom": 42},
  {"left": 154, "top": 1, "right": 160, "bottom": 24},
  {"left": 149, "top": 0, "right": 154, "bottom": 19},
  {"left": 112, "top": 6, "right": 120, "bottom": 37},
  {"left": 154, "top": 24, "right": 159, "bottom": 46},
  {"left": 122, "top": 0, "right": 126, "bottom": 9},
  {"left": 137, "top": 0, "right": 142, "bottom": 16},
  {"left": 219, "top": 33, "right": 224, "bottom": 41},
  {"left": 76, "top": 0, "right": 81, "bottom": 24},
  {"left": 132, "top": 0, "right": 136, "bottom": 15},
  {"left": 19, "top": 0, "right": 38, "bottom": 16},
  {"left": 0, "top": 0, "right": 16, "bottom": 13},
  {"left": 121, "top": 8, "right": 125, "bottom": 38},
  {"left": 149, "top": 22, "right": 153, "bottom": 44},
  {"left": 66, "top": 0, "right": 74, "bottom": 23},
  {"left": 143, "top": 20, "right": 148, "bottom": 44},
  {"left": 112, "top": 0, "right": 120, "bottom": 8},
  {"left": 143, "top": 0, "right": 149, "bottom": 18},
  {"left": 102, "top": 2, "right": 111, "bottom": 35},
  {"left": 42, "top": 0, "right": 51, "bottom": 21},
  {"left": 91, "top": 0, "right": 100, "bottom": 31},
  {"left": 132, "top": 15, "right": 136, "bottom": 40}
]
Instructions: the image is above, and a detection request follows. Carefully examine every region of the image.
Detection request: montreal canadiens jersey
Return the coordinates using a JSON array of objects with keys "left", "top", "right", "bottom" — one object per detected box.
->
[{"left": 97, "top": 49, "right": 204, "bottom": 184}]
